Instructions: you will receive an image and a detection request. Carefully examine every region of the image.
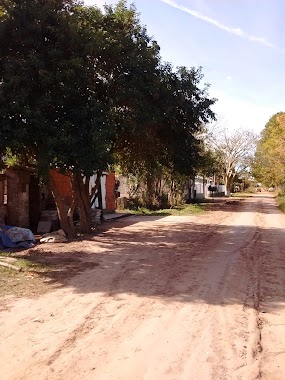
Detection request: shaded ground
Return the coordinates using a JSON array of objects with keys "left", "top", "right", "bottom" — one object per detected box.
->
[
  {"left": 0, "top": 250, "right": 99, "bottom": 298},
  {"left": 0, "top": 198, "right": 234, "bottom": 299},
  {"left": 1, "top": 194, "right": 285, "bottom": 379}
]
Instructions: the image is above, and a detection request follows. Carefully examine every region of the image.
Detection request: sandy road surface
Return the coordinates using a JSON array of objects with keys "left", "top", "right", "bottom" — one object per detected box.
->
[{"left": 1, "top": 194, "right": 285, "bottom": 380}]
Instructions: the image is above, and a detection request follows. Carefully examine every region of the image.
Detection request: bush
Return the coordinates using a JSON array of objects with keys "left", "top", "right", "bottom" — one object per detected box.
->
[{"left": 245, "top": 186, "right": 257, "bottom": 193}]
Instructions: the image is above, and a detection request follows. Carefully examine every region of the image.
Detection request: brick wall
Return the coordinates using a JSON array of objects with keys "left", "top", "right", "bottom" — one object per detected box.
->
[
  {"left": 29, "top": 175, "right": 41, "bottom": 231},
  {"left": 0, "top": 175, "right": 4, "bottom": 206},
  {"left": 6, "top": 169, "right": 30, "bottom": 227},
  {"left": 0, "top": 177, "right": 6, "bottom": 225}
]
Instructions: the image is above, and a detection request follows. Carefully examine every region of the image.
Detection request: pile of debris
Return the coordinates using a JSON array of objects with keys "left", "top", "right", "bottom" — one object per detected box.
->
[{"left": 39, "top": 229, "right": 68, "bottom": 243}]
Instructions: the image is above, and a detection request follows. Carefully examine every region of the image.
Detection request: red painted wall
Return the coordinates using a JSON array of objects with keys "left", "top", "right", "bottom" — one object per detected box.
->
[
  {"left": 49, "top": 169, "right": 73, "bottom": 207},
  {"left": 105, "top": 172, "right": 116, "bottom": 212},
  {"left": 50, "top": 170, "right": 116, "bottom": 212}
]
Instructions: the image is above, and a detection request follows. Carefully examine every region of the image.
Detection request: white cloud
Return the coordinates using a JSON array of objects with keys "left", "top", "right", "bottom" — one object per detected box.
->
[
  {"left": 161, "top": 0, "right": 277, "bottom": 49},
  {"left": 226, "top": 75, "right": 232, "bottom": 81}
]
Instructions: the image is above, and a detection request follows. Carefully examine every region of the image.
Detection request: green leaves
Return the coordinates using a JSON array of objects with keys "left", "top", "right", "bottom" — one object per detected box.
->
[
  {"left": 253, "top": 112, "right": 285, "bottom": 187},
  {"left": 0, "top": 0, "right": 216, "bottom": 189}
]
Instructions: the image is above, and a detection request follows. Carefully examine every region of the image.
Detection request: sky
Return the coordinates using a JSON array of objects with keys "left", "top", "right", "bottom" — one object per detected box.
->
[{"left": 84, "top": 0, "right": 285, "bottom": 133}]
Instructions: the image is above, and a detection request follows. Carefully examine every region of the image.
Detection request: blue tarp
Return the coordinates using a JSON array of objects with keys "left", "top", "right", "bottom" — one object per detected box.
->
[{"left": 0, "top": 226, "right": 35, "bottom": 250}]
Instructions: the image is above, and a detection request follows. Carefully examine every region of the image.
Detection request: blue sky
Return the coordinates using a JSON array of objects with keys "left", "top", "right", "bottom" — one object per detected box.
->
[{"left": 84, "top": 0, "right": 285, "bottom": 133}]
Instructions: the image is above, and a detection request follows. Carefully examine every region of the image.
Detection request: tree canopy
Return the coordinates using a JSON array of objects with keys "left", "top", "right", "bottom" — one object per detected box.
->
[
  {"left": 114, "top": 65, "right": 216, "bottom": 176},
  {"left": 0, "top": 0, "right": 216, "bottom": 236},
  {"left": 253, "top": 112, "right": 285, "bottom": 187},
  {"left": 205, "top": 125, "right": 257, "bottom": 195}
]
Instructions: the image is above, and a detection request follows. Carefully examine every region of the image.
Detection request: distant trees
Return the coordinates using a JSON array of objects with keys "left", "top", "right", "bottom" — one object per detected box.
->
[
  {"left": 0, "top": 0, "right": 216, "bottom": 237},
  {"left": 253, "top": 112, "right": 285, "bottom": 187},
  {"left": 206, "top": 126, "right": 257, "bottom": 195}
]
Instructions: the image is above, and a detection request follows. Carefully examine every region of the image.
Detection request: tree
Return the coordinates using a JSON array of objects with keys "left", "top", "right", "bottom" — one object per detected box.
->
[
  {"left": 206, "top": 126, "right": 257, "bottom": 195},
  {"left": 0, "top": 0, "right": 112, "bottom": 236},
  {"left": 0, "top": 0, "right": 161, "bottom": 236},
  {"left": 0, "top": 0, "right": 216, "bottom": 235},
  {"left": 114, "top": 64, "right": 216, "bottom": 207},
  {"left": 252, "top": 112, "right": 285, "bottom": 187}
]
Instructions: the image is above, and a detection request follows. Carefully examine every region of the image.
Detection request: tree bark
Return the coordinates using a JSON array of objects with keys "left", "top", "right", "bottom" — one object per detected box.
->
[
  {"left": 72, "top": 173, "right": 91, "bottom": 234},
  {"left": 146, "top": 175, "right": 156, "bottom": 209},
  {"left": 187, "top": 177, "right": 195, "bottom": 201},
  {"left": 224, "top": 174, "right": 233, "bottom": 196},
  {"left": 49, "top": 172, "right": 75, "bottom": 240}
]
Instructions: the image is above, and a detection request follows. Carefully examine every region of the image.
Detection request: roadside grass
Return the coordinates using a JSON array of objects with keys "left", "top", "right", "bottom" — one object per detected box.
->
[
  {"left": 0, "top": 251, "right": 85, "bottom": 298},
  {"left": 0, "top": 251, "right": 11, "bottom": 257},
  {"left": 124, "top": 203, "right": 206, "bottom": 216},
  {"left": 0, "top": 252, "right": 52, "bottom": 298},
  {"left": 15, "top": 258, "right": 49, "bottom": 272},
  {"left": 0, "top": 252, "right": 50, "bottom": 272},
  {"left": 276, "top": 192, "right": 285, "bottom": 213}
]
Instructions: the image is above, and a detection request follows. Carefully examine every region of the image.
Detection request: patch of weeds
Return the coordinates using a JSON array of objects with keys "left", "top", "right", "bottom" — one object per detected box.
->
[
  {"left": 0, "top": 253, "right": 49, "bottom": 272},
  {"left": 170, "top": 203, "right": 206, "bottom": 215},
  {"left": 0, "top": 251, "right": 12, "bottom": 257},
  {"left": 125, "top": 203, "right": 206, "bottom": 216},
  {"left": 16, "top": 258, "right": 49, "bottom": 272},
  {"left": 0, "top": 266, "right": 15, "bottom": 275}
]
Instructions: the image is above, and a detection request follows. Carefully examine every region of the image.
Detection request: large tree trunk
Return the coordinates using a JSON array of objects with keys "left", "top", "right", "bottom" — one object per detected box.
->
[
  {"left": 186, "top": 177, "right": 195, "bottom": 201},
  {"left": 49, "top": 170, "right": 99, "bottom": 238},
  {"left": 190, "top": 177, "right": 196, "bottom": 201},
  {"left": 49, "top": 172, "right": 75, "bottom": 240},
  {"left": 72, "top": 173, "right": 91, "bottom": 234},
  {"left": 168, "top": 179, "right": 177, "bottom": 207},
  {"left": 146, "top": 175, "right": 155, "bottom": 209},
  {"left": 224, "top": 174, "right": 233, "bottom": 196}
]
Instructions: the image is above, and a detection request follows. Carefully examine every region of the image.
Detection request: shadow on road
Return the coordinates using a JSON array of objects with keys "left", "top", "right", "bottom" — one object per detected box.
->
[{"left": 19, "top": 194, "right": 285, "bottom": 313}]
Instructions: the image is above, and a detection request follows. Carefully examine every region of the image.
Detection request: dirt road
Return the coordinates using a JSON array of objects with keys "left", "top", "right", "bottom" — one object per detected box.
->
[{"left": 1, "top": 194, "right": 285, "bottom": 380}]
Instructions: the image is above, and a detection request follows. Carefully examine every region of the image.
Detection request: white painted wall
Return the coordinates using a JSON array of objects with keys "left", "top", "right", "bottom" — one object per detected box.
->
[{"left": 89, "top": 174, "right": 106, "bottom": 209}]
